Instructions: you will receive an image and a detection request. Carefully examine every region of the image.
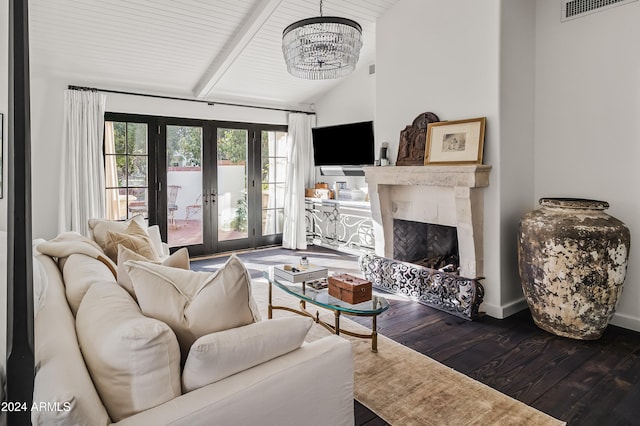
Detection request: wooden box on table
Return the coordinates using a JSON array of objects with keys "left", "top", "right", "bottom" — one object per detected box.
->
[{"left": 328, "top": 274, "right": 372, "bottom": 304}]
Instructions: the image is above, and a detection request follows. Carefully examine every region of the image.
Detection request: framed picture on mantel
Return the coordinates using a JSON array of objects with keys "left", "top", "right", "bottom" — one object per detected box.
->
[{"left": 424, "top": 117, "right": 486, "bottom": 165}]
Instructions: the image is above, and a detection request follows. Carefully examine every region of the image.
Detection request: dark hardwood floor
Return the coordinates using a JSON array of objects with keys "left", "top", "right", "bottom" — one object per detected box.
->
[
  {"left": 350, "top": 292, "right": 640, "bottom": 426},
  {"left": 191, "top": 245, "right": 640, "bottom": 426}
]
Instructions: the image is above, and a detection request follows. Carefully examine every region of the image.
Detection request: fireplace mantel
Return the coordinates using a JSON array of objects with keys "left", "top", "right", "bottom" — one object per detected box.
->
[
  {"left": 362, "top": 165, "right": 491, "bottom": 187},
  {"left": 363, "top": 165, "right": 492, "bottom": 279}
]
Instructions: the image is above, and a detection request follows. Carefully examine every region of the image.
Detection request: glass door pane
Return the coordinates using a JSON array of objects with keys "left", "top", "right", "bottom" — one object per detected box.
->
[
  {"left": 104, "top": 121, "right": 149, "bottom": 221},
  {"left": 166, "top": 125, "right": 203, "bottom": 247},
  {"left": 217, "top": 128, "right": 248, "bottom": 241},
  {"left": 261, "top": 130, "right": 287, "bottom": 235}
]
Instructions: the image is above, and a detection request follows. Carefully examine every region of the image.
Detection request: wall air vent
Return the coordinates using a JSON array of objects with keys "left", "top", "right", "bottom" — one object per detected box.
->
[{"left": 562, "top": 0, "right": 638, "bottom": 21}]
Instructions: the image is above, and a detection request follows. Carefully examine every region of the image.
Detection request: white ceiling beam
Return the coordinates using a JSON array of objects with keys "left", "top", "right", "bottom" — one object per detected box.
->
[{"left": 193, "top": 0, "right": 284, "bottom": 98}]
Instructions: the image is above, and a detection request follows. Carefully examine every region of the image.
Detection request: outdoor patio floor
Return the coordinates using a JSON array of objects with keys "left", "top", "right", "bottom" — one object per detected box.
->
[{"left": 167, "top": 219, "right": 248, "bottom": 248}]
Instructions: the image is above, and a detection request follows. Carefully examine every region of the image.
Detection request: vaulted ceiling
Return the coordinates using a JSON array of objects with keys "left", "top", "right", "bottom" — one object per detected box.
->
[{"left": 29, "top": 0, "right": 399, "bottom": 110}]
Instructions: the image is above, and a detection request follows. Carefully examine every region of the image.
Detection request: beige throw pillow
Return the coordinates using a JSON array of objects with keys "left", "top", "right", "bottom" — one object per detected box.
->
[
  {"left": 88, "top": 214, "right": 146, "bottom": 253},
  {"left": 116, "top": 245, "right": 190, "bottom": 299},
  {"left": 125, "top": 254, "right": 261, "bottom": 360},
  {"left": 105, "top": 220, "right": 159, "bottom": 263},
  {"left": 182, "top": 317, "right": 313, "bottom": 392},
  {"left": 146, "top": 224, "right": 167, "bottom": 258},
  {"left": 75, "top": 282, "right": 181, "bottom": 422}
]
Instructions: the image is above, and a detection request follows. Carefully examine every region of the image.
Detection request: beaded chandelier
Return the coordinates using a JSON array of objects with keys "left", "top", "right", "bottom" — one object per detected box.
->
[{"left": 282, "top": 0, "right": 363, "bottom": 80}]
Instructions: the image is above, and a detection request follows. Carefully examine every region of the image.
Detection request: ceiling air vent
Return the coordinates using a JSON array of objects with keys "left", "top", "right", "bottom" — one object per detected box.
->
[{"left": 562, "top": 0, "right": 638, "bottom": 21}]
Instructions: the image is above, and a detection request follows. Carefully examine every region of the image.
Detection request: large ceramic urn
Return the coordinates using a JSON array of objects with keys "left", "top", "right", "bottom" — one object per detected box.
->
[{"left": 517, "top": 198, "right": 631, "bottom": 340}]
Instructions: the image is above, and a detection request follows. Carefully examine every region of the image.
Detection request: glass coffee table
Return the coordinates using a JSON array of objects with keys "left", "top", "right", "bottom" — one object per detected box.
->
[{"left": 264, "top": 268, "right": 390, "bottom": 352}]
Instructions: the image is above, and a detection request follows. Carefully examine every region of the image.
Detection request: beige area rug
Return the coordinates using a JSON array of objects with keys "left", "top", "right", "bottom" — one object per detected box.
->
[{"left": 251, "top": 278, "right": 565, "bottom": 426}]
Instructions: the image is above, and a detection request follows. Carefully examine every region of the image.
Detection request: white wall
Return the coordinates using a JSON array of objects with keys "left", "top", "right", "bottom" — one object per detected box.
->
[
  {"left": 376, "top": 0, "right": 501, "bottom": 166},
  {"left": 314, "top": 65, "right": 375, "bottom": 128},
  {"left": 375, "top": 0, "right": 509, "bottom": 317},
  {"left": 499, "top": 0, "right": 536, "bottom": 313},
  {"left": 535, "top": 1, "right": 640, "bottom": 330},
  {"left": 28, "top": 72, "right": 289, "bottom": 241}
]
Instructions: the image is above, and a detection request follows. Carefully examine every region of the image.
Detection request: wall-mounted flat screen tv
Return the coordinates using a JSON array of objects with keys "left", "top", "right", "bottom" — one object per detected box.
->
[{"left": 312, "top": 121, "right": 374, "bottom": 166}]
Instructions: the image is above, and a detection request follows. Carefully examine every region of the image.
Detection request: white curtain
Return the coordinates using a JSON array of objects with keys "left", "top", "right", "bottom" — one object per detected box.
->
[
  {"left": 58, "top": 90, "right": 107, "bottom": 235},
  {"left": 282, "top": 113, "right": 315, "bottom": 249}
]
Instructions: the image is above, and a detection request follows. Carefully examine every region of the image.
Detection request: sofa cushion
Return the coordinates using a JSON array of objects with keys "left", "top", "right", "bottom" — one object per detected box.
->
[
  {"left": 32, "top": 252, "right": 110, "bottom": 426},
  {"left": 76, "top": 282, "right": 182, "bottom": 422},
  {"left": 36, "top": 231, "right": 118, "bottom": 278},
  {"left": 125, "top": 254, "right": 261, "bottom": 360},
  {"left": 116, "top": 245, "right": 190, "bottom": 299},
  {"left": 105, "top": 220, "right": 159, "bottom": 263},
  {"left": 182, "top": 316, "right": 313, "bottom": 392},
  {"left": 62, "top": 254, "right": 118, "bottom": 316}
]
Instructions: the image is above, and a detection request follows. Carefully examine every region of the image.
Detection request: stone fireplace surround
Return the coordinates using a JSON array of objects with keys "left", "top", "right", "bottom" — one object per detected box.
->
[{"left": 363, "top": 165, "right": 492, "bottom": 279}]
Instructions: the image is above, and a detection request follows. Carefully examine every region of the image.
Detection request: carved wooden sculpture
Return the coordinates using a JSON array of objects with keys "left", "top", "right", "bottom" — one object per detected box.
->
[{"left": 396, "top": 112, "right": 440, "bottom": 166}]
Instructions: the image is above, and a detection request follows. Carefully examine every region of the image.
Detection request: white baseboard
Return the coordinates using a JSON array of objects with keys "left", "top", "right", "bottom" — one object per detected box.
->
[
  {"left": 610, "top": 312, "right": 640, "bottom": 333},
  {"left": 482, "top": 300, "right": 640, "bottom": 334},
  {"left": 480, "top": 297, "right": 528, "bottom": 319}
]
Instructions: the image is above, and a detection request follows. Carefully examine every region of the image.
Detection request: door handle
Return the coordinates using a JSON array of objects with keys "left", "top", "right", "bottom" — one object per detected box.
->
[{"left": 210, "top": 192, "right": 216, "bottom": 203}]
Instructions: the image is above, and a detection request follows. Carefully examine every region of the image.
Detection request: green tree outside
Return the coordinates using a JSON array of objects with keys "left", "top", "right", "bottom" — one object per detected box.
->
[
  {"left": 167, "top": 125, "right": 202, "bottom": 166},
  {"left": 217, "top": 128, "right": 247, "bottom": 164}
]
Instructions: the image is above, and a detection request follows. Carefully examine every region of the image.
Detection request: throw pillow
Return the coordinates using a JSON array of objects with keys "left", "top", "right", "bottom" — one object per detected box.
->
[
  {"left": 105, "top": 220, "right": 159, "bottom": 263},
  {"left": 75, "top": 282, "right": 182, "bottom": 422},
  {"left": 146, "top": 224, "right": 167, "bottom": 258},
  {"left": 125, "top": 254, "right": 261, "bottom": 360},
  {"left": 182, "top": 316, "right": 313, "bottom": 392},
  {"left": 116, "top": 244, "right": 190, "bottom": 299},
  {"left": 62, "top": 254, "right": 119, "bottom": 316},
  {"left": 88, "top": 214, "right": 146, "bottom": 253}
]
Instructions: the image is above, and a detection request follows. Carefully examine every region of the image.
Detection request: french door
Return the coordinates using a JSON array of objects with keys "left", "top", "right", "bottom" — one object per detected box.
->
[
  {"left": 162, "top": 119, "right": 287, "bottom": 256},
  {"left": 103, "top": 113, "right": 286, "bottom": 257}
]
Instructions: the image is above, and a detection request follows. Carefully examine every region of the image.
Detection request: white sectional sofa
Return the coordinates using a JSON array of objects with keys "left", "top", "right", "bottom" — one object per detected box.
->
[{"left": 30, "top": 218, "right": 354, "bottom": 425}]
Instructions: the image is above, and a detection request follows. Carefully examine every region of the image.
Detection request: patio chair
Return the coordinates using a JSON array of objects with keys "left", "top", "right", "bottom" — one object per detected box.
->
[
  {"left": 167, "top": 185, "right": 181, "bottom": 227},
  {"left": 185, "top": 194, "right": 202, "bottom": 225}
]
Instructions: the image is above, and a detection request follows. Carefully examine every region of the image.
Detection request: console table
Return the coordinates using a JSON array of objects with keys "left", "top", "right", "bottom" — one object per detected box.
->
[{"left": 305, "top": 198, "right": 374, "bottom": 255}]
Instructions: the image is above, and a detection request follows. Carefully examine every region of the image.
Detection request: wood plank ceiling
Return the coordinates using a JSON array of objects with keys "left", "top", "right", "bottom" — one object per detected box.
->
[{"left": 28, "top": 0, "right": 400, "bottom": 110}]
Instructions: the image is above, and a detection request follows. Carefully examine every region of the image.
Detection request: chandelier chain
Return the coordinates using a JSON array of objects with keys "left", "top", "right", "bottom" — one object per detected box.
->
[{"left": 320, "top": 0, "right": 323, "bottom": 16}]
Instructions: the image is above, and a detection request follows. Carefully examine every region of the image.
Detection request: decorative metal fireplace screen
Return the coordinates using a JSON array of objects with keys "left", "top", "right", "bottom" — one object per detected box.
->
[{"left": 359, "top": 253, "right": 484, "bottom": 320}]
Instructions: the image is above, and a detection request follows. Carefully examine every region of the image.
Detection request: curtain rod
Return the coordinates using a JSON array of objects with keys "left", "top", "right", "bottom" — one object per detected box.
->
[{"left": 67, "top": 85, "right": 316, "bottom": 115}]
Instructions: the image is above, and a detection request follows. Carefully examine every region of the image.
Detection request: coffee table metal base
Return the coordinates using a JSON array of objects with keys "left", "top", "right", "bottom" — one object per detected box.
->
[{"left": 268, "top": 282, "right": 379, "bottom": 352}]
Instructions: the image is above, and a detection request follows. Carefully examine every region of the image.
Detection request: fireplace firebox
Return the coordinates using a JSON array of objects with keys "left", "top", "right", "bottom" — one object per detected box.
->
[{"left": 393, "top": 219, "right": 459, "bottom": 272}]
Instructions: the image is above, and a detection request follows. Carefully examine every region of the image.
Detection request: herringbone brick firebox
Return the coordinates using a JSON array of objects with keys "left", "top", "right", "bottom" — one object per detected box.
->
[{"left": 393, "top": 219, "right": 459, "bottom": 271}]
